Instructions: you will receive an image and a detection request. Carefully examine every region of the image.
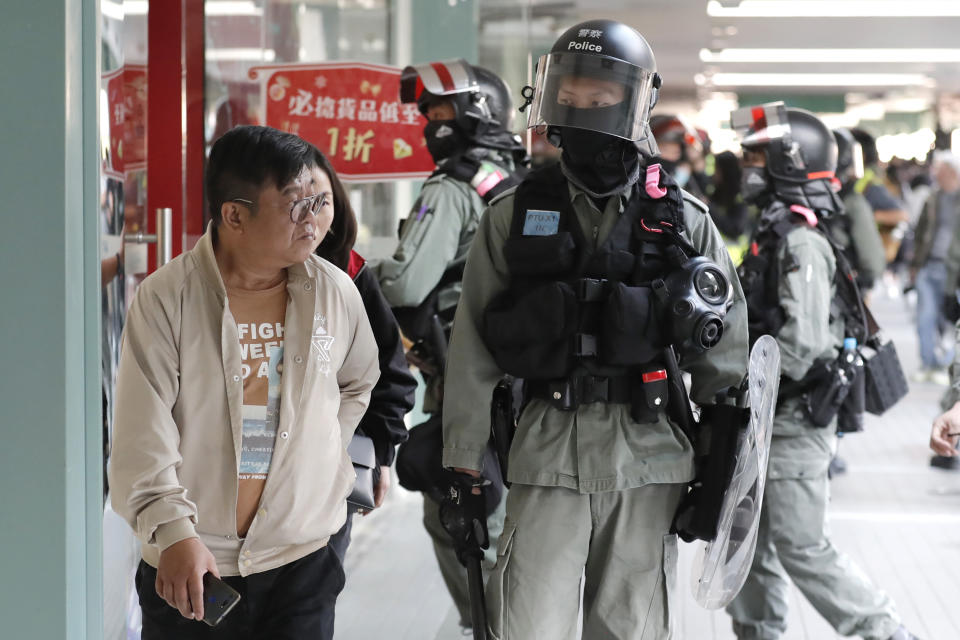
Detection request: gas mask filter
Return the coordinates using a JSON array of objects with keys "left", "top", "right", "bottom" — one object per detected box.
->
[{"left": 654, "top": 255, "right": 730, "bottom": 356}]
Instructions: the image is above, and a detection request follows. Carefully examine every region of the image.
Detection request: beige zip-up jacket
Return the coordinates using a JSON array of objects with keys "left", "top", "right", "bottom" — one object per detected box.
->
[{"left": 109, "top": 228, "right": 380, "bottom": 577}]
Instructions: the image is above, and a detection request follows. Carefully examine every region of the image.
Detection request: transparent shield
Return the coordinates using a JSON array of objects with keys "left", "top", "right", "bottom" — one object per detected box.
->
[
  {"left": 692, "top": 335, "right": 781, "bottom": 610},
  {"left": 526, "top": 52, "right": 655, "bottom": 141}
]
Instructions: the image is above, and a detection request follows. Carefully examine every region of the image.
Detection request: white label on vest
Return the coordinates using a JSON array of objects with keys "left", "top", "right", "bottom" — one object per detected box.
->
[{"left": 522, "top": 209, "right": 561, "bottom": 236}]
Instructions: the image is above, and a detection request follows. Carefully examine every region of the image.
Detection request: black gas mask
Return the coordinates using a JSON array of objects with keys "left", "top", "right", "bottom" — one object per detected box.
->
[
  {"left": 741, "top": 166, "right": 772, "bottom": 205},
  {"left": 654, "top": 255, "right": 730, "bottom": 356},
  {"left": 424, "top": 120, "right": 467, "bottom": 163}
]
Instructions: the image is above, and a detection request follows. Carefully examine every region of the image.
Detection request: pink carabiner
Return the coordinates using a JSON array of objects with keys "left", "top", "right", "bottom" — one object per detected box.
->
[
  {"left": 789, "top": 204, "right": 818, "bottom": 227},
  {"left": 645, "top": 163, "right": 668, "bottom": 199}
]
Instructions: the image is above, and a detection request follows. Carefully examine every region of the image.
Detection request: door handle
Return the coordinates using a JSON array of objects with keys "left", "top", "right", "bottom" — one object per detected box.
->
[{"left": 124, "top": 207, "right": 173, "bottom": 268}]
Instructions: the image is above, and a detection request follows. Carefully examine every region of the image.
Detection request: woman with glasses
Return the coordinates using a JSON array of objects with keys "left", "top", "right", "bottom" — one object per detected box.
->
[{"left": 308, "top": 145, "right": 418, "bottom": 635}]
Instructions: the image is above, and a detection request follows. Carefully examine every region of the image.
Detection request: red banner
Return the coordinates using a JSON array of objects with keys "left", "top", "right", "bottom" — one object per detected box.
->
[
  {"left": 249, "top": 62, "right": 434, "bottom": 183},
  {"left": 102, "top": 65, "right": 148, "bottom": 180}
]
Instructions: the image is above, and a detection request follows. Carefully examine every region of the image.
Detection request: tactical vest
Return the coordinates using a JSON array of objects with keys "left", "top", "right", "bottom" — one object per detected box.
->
[
  {"left": 738, "top": 202, "right": 869, "bottom": 349},
  {"left": 480, "top": 162, "right": 700, "bottom": 421}
]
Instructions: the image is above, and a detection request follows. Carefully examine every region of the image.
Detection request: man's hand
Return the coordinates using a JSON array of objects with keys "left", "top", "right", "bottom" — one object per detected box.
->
[
  {"left": 156, "top": 537, "right": 220, "bottom": 621},
  {"left": 931, "top": 402, "right": 960, "bottom": 457},
  {"left": 373, "top": 465, "right": 391, "bottom": 509}
]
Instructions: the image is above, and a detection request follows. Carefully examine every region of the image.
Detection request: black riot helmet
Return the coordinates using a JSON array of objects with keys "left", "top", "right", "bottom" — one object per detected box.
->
[
  {"left": 526, "top": 19, "right": 662, "bottom": 144},
  {"left": 849, "top": 127, "right": 879, "bottom": 168},
  {"left": 399, "top": 59, "right": 519, "bottom": 150},
  {"left": 833, "top": 127, "right": 865, "bottom": 185},
  {"left": 732, "top": 102, "right": 842, "bottom": 213}
]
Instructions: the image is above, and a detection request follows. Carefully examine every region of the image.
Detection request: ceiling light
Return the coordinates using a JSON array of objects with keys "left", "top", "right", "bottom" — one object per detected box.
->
[
  {"left": 206, "top": 2, "right": 263, "bottom": 17},
  {"left": 206, "top": 48, "right": 276, "bottom": 62},
  {"left": 103, "top": 0, "right": 262, "bottom": 19},
  {"left": 701, "top": 48, "right": 960, "bottom": 63},
  {"left": 708, "top": 73, "right": 934, "bottom": 87},
  {"left": 707, "top": 0, "right": 960, "bottom": 18}
]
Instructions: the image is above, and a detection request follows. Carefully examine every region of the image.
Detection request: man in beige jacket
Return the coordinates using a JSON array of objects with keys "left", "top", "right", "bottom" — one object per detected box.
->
[{"left": 109, "top": 126, "right": 379, "bottom": 639}]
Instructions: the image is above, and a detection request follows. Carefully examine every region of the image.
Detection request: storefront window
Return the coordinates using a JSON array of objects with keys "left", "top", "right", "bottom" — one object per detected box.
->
[{"left": 205, "top": 0, "right": 402, "bottom": 258}]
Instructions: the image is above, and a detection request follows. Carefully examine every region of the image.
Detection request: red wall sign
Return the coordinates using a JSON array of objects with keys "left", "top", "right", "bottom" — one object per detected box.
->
[
  {"left": 102, "top": 65, "right": 147, "bottom": 180},
  {"left": 249, "top": 62, "right": 435, "bottom": 183}
]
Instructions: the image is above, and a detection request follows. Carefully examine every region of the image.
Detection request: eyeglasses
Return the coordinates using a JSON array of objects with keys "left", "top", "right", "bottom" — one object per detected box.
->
[{"left": 229, "top": 193, "right": 329, "bottom": 224}]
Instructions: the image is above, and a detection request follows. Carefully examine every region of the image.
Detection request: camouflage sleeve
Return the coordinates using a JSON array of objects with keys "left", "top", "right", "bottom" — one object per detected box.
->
[
  {"left": 441, "top": 193, "right": 515, "bottom": 472},
  {"left": 846, "top": 192, "right": 886, "bottom": 285},
  {"left": 776, "top": 229, "right": 838, "bottom": 381},
  {"left": 376, "top": 178, "right": 470, "bottom": 308}
]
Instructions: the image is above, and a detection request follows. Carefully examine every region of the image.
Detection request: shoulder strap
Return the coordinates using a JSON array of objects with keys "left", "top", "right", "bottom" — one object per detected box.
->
[{"left": 435, "top": 154, "right": 527, "bottom": 205}]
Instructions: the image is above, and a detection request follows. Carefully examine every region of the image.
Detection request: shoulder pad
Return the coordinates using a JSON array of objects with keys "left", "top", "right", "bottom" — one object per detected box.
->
[
  {"left": 487, "top": 184, "right": 519, "bottom": 207},
  {"left": 423, "top": 172, "right": 448, "bottom": 186},
  {"left": 680, "top": 190, "right": 709, "bottom": 214}
]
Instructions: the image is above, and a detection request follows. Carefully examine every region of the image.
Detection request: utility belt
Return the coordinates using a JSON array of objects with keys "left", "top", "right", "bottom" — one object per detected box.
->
[{"left": 525, "top": 367, "right": 670, "bottom": 423}]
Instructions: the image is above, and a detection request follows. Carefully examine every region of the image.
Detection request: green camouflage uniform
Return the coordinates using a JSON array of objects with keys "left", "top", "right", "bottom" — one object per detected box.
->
[
  {"left": 726, "top": 224, "right": 902, "bottom": 640},
  {"left": 443, "top": 180, "right": 749, "bottom": 640}
]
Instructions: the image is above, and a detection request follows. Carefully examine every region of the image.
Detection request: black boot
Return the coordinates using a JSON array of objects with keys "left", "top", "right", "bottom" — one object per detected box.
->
[{"left": 930, "top": 454, "right": 960, "bottom": 470}]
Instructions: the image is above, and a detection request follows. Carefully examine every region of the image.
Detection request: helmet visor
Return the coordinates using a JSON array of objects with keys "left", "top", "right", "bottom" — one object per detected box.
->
[
  {"left": 731, "top": 102, "right": 791, "bottom": 148},
  {"left": 526, "top": 52, "right": 656, "bottom": 141},
  {"left": 400, "top": 59, "right": 478, "bottom": 104}
]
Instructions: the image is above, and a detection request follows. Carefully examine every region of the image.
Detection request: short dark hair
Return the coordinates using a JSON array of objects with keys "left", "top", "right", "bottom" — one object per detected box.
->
[
  {"left": 206, "top": 125, "right": 315, "bottom": 225},
  {"left": 311, "top": 146, "right": 358, "bottom": 273}
]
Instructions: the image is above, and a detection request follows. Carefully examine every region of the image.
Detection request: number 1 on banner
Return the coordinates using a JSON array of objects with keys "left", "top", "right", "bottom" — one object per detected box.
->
[{"left": 327, "top": 127, "right": 339, "bottom": 157}]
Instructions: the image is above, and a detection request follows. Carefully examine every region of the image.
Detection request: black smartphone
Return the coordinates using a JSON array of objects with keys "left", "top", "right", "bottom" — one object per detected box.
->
[{"left": 201, "top": 573, "right": 241, "bottom": 627}]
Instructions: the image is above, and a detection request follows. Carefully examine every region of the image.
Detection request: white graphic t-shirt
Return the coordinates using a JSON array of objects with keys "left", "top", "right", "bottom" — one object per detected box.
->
[{"left": 227, "top": 279, "right": 287, "bottom": 536}]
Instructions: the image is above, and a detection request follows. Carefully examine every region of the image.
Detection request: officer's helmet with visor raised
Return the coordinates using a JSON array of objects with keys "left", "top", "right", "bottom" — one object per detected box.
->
[
  {"left": 526, "top": 19, "right": 661, "bottom": 144},
  {"left": 732, "top": 102, "right": 840, "bottom": 212},
  {"left": 732, "top": 102, "right": 838, "bottom": 186},
  {"left": 399, "top": 59, "right": 514, "bottom": 146},
  {"left": 833, "top": 127, "right": 865, "bottom": 184}
]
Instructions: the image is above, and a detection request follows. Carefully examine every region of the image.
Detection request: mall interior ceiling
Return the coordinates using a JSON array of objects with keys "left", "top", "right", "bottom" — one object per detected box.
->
[{"left": 478, "top": 0, "right": 960, "bottom": 156}]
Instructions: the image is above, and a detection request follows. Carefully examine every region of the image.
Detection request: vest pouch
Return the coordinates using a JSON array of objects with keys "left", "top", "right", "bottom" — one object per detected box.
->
[
  {"left": 584, "top": 248, "right": 636, "bottom": 281},
  {"left": 482, "top": 281, "right": 578, "bottom": 378},
  {"left": 599, "top": 282, "right": 662, "bottom": 366},
  {"left": 803, "top": 360, "right": 851, "bottom": 428},
  {"left": 503, "top": 232, "right": 576, "bottom": 277}
]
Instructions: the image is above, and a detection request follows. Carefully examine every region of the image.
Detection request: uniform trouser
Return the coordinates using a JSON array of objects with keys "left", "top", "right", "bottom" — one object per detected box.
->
[
  {"left": 726, "top": 434, "right": 901, "bottom": 640},
  {"left": 486, "top": 483, "right": 685, "bottom": 640},
  {"left": 422, "top": 490, "right": 508, "bottom": 628}
]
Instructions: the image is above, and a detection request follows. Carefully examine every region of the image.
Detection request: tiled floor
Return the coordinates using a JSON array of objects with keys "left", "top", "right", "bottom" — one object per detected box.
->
[{"left": 338, "top": 286, "right": 960, "bottom": 639}]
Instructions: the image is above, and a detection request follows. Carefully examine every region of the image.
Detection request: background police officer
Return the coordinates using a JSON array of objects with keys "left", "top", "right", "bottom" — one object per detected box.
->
[
  {"left": 443, "top": 20, "right": 749, "bottom": 639},
  {"left": 831, "top": 127, "right": 886, "bottom": 294},
  {"left": 728, "top": 103, "right": 919, "bottom": 640},
  {"left": 375, "top": 59, "right": 526, "bottom": 632}
]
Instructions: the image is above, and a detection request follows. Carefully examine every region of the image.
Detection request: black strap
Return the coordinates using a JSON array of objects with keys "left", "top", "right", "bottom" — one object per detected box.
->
[{"left": 527, "top": 375, "right": 634, "bottom": 409}]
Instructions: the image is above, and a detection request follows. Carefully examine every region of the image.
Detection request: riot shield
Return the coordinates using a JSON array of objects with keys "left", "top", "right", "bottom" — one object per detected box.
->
[{"left": 691, "top": 334, "right": 780, "bottom": 609}]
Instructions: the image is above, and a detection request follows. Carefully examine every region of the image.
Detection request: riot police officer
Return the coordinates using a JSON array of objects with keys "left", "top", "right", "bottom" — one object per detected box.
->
[
  {"left": 729, "top": 103, "right": 919, "bottom": 640},
  {"left": 831, "top": 127, "right": 886, "bottom": 292},
  {"left": 443, "top": 20, "right": 749, "bottom": 638},
  {"left": 375, "top": 59, "right": 527, "bottom": 632},
  {"left": 650, "top": 113, "right": 709, "bottom": 201}
]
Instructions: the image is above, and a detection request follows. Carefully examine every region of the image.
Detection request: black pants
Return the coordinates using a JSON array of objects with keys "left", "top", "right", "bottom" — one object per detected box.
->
[{"left": 136, "top": 544, "right": 345, "bottom": 640}]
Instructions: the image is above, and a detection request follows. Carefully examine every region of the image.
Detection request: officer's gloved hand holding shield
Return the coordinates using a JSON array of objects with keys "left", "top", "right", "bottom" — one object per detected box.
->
[{"left": 674, "top": 336, "right": 780, "bottom": 610}]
